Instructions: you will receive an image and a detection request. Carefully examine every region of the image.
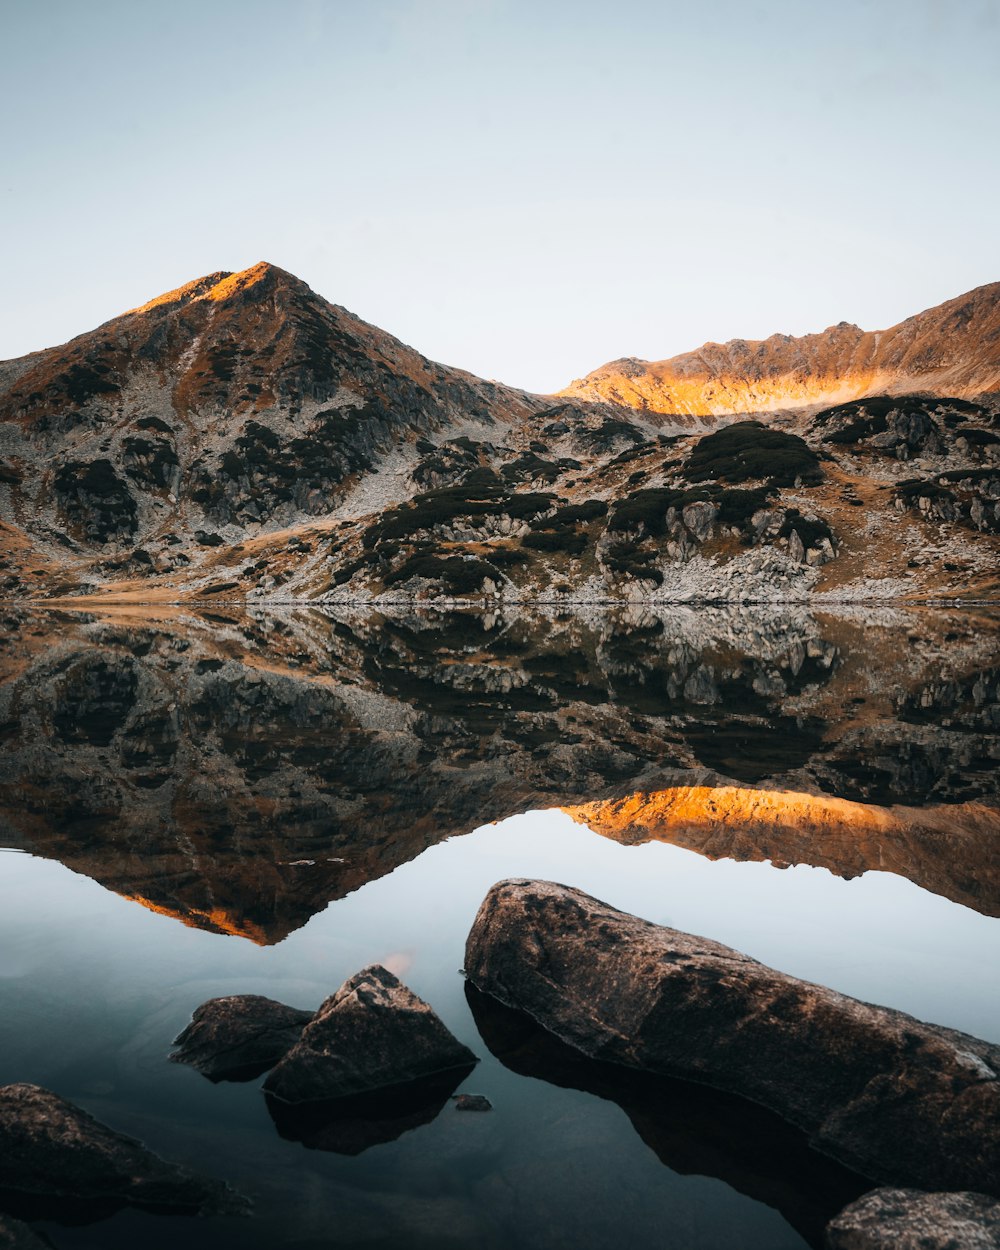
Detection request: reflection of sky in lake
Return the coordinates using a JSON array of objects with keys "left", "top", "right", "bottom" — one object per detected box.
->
[{"left": 0, "top": 808, "right": 997, "bottom": 1250}]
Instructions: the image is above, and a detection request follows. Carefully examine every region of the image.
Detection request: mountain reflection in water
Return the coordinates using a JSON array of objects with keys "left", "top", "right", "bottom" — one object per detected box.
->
[
  {"left": 0, "top": 602, "right": 999, "bottom": 1250},
  {"left": 0, "top": 603, "right": 998, "bottom": 939}
]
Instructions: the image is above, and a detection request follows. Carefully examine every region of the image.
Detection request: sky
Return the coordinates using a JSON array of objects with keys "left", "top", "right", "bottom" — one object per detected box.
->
[{"left": 2, "top": 0, "right": 999, "bottom": 394}]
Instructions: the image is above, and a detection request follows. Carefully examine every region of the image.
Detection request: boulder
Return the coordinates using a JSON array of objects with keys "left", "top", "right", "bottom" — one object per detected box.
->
[
  {"left": 464, "top": 880, "right": 1000, "bottom": 1194},
  {"left": 0, "top": 1216, "right": 50, "bottom": 1249},
  {"left": 825, "top": 1188, "right": 1000, "bottom": 1249},
  {"left": 0, "top": 1083, "right": 245, "bottom": 1219},
  {"left": 263, "top": 964, "right": 476, "bottom": 1105},
  {"left": 170, "top": 994, "right": 313, "bottom": 1081}
]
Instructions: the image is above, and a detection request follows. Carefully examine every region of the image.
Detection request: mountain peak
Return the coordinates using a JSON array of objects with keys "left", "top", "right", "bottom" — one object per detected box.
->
[{"left": 128, "top": 261, "right": 306, "bottom": 318}]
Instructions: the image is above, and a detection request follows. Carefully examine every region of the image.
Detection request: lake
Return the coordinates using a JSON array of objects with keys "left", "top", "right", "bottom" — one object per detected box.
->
[{"left": 0, "top": 602, "right": 997, "bottom": 1249}]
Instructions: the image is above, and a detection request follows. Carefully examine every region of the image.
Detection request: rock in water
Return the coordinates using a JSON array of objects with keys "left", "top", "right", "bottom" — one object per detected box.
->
[
  {"left": 0, "top": 1216, "right": 50, "bottom": 1248},
  {"left": 825, "top": 1188, "right": 1000, "bottom": 1249},
  {"left": 263, "top": 964, "right": 477, "bottom": 1105},
  {"left": 170, "top": 994, "right": 313, "bottom": 1081},
  {"left": 464, "top": 879, "right": 1000, "bottom": 1194},
  {"left": 0, "top": 1083, "right": 246, "bottom": 1217}
]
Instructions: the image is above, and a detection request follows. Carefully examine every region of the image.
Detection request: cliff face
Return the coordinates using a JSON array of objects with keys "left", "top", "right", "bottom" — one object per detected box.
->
[
  {"left": 1, "top": 604, "right": 997, "bottom": 940},
  {"left": 559, "top": 283, "right": 1000, "bottom": 417},
  {"left": 1, "top": 267, "right": 998, "bottom": 604}
]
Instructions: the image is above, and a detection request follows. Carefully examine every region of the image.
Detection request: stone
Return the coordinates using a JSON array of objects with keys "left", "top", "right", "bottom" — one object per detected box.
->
[
  {"left": 681, "top": 500, "right": 717, "bottom": 542},
  {"left": 0, "top": 1216, "right": 50, "bottom": 1249},
  {"left": 263, "top": 964, "right": 477, "bottom": 1105},
  {"left": 452, "top": 1093, "right": 493, "bottom": 1111},
  {"left": 170, "top": 994, "right": 313, "bottom": 1081},
  {"left": 825, "top": 1188, "right": 1000, "bottom": 1249},
  {"left": 464, "top": 880, "right": 1000, "bottom": 1194},
  {"left": 0, "top": 1083, "right": 246, "bottom": 1219}
]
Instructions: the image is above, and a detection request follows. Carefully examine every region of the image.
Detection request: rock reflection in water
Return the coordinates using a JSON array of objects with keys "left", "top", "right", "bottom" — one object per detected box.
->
[
  {"left": 0, "top": 603, "right": 997, "bottom": 940},
  {"left": 465, "top": 985, "right": 870, "bottom": 1250},
  {"left": 265, "top": 1065, "right": 475, "bottom": 1156}
]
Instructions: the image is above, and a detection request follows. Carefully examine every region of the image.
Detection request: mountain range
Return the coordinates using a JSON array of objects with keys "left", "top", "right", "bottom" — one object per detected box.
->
[{"left": 1, "top": 263, "right": 998, "bottom": 603}]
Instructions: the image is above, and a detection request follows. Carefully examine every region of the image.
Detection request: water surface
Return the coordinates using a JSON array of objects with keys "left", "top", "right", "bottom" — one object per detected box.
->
[{"left": 0, "top": 604, "right": 997, "bottom": 1249}]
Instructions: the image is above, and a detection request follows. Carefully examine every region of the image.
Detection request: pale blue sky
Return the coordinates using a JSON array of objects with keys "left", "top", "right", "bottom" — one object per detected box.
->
[{"left": 2, "top": 0, "right": 998, "bottom": 392}]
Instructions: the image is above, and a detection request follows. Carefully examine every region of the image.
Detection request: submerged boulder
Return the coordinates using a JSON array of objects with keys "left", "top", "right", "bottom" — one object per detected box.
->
[
  {"left": 0, "top": 1083, "right": 245, "bottom": 1218},
  {"left": 170, "top": 994, "right": 313, "bottom": 1081},
  {"left": 464, "top": 879, "right": 1000, "bottom": 1194},
  {"left": 263, "top": 964, "right": 476, "bottom": 1105},
  {"left": 825, "top": 1188, "right": 1000, "bottom": 1249}
]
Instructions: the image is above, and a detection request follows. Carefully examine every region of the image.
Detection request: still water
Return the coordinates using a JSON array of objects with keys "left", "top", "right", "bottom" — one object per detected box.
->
[{"left": 0, "top": 604, "right": 997, "bottom": 1249}]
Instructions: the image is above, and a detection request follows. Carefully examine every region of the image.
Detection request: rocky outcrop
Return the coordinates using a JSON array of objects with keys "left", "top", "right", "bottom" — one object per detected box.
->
[
  {"left": 464, "top": 880, "right": 1000, "bottom": 1194},
  {"left": 170, "top": 994, "right": 313, "bottom": 1081},
  {"left": 825, "top": 1188, "right": 1000, "bottom": 1249},
  {"left": 0, "top": 1083, "right": 245, "bottom": 1219},
  {"left": 263, "top": 965, "right": 476, "bottom": 1105}
]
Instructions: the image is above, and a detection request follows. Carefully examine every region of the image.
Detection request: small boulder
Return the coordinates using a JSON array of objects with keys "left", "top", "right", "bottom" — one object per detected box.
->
[
  {"left": 452, "top": 1094, "right": 492, "bottom": 1112},
  {"left": 0, "top": 1083, "right": 245, "bottom": 1218},
  {"left": 465, "top": 880, "right": 1000, "bottom": 1195},
  {"left": 170, "top": 994, "right": 313, "bottom": 1081},
  {"left": 263, "top": 965, "right": 477, "bottom": 1105},
  {"left": 826, "top": 1188, "right": 1000, "bottom": 1249}
]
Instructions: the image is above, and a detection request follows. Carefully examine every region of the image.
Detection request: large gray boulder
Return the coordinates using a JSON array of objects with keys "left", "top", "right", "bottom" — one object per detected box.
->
[
  {"left": 0, "top": 1083, "right": 245, "bottom": 1218},
  {"left": 263, "top": 964, "right": 476, "bottom": 1105},
  {"left": 170, "top": 994, "right": 313, "bottom": 1080},
  {"left": 464, "top": 880, "right": 1000, "bottom": 1194},
  {"left": 826, "top": 1188, "right": 1000, "bottom": 1249}
]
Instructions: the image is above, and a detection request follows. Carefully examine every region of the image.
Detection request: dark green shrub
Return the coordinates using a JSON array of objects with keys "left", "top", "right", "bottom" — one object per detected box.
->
[
  {"left": 383, "top": 554, "right": 497, "bottom": 594},
  {"left": 523, "top": 529, "right": 587, "bottom": 555},
  {"left": 550, "top": 499, "right": 608, "bottom": 523},
  {"left": 779, "top": 509, "right": 833, "bottom": 550},
  {"left": 685, "top": 422, "right": 822, "bottom": 486}
]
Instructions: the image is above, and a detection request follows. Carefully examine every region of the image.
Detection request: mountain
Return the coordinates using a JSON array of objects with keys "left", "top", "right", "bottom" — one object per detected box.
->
[
  {"left": 558, "top": 282, "right": 1000, "bottom": 417},
  {"left": 1, "top": 266, "right": 998, "bottom": 603}
]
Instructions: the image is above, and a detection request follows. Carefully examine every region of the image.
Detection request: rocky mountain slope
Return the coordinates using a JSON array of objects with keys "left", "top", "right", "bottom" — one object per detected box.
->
[
  {"left": 1, "top": 605, "right": 997, "bottom": 941},
  {"left": 1, "top": 266, "right": 998, "bottom": 603},
  {"left": 560, "top": 282, "right": 1000, "bottom": 417}
]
